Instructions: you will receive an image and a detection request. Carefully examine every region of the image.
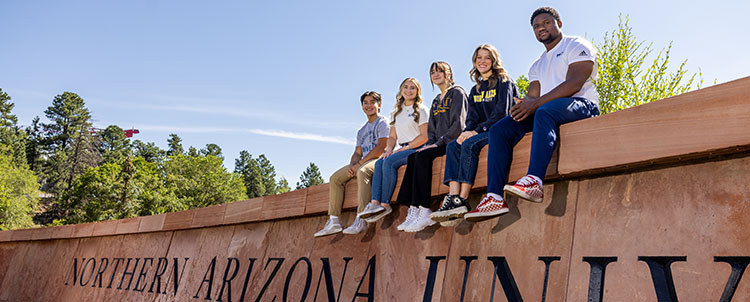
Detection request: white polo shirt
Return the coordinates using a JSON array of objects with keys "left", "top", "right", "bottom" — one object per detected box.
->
[{"left": 528, "top": 35, "right": 598, "bottom": 107}]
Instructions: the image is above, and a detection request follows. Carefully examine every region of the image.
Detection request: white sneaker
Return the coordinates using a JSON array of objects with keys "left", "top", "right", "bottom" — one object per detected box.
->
[
  {"left": 314, "top": 217, "right": 343, "bottom": 237},
  {"left": 364, "top": 206, "right": 392, "bottom": 223},
  {"left": 357, "top": 203, "right": 384, "bottom": 219},
  {"left": 342, "top": 217, "right": 368, "bottom": 234},
  {"left": 396, "top": 206, "right": 419, "bottom": 231},
  {"left": 405, "top": 207, "right": 436, "bottom": 232}
]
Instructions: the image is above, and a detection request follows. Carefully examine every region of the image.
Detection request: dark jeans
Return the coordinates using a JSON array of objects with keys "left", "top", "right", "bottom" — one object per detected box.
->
[
  {"left": 443, "top": 131, "right": 490, "bottom": 186},
  {"left": 486, "top": 97, "right": 600, "bottom": 194},
  {"left": 396, "top": 144, "right": 447, "bottom": 208}
]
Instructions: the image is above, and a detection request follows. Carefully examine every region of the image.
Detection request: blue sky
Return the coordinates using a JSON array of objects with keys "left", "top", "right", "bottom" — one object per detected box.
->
[{"left": 2, "top": 0, "right": 748, "bottom": 183}]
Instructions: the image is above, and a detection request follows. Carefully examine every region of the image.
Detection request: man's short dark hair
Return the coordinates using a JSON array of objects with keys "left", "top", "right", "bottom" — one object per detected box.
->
[
  {"left": 360, "top": 91, "right": 382, "bottom": 104},
  {"left": 531, "top": 7, "right": 561, "bottom": 25}
]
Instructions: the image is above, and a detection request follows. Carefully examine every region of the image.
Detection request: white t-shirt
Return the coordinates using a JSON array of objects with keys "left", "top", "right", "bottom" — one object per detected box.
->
[
  {"left": 356, "top": 115, "right": 390, "bottom": 158},
  {"left": 392, "top": 103, "right": 429, "bottom": 146},
  {"left": 528, "top": 35, "right": 598, "bottom": 106}
]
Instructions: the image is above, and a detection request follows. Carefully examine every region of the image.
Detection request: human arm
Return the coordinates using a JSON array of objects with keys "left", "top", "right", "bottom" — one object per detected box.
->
[
  {"left": 394, "top": 123, "right": 428, "bottom": 153},
  {"left": 510, "top": 60, "right": 594, "bottom": 122},
  {"left": 380, "top": 126, "right": 398, "bottom": 159},
  {"left": 476, "top": 81, "right": 517, "bottom": 132},
  {"left": 348, "top": 138, "right": 387, "bottom": 176},
  {"left": 347, "top": 146, "right": 363, "bottom": 177},
  {"left": 426, "top": 98, "right": 439, "bottom": 145},
  {"left": 435, "top": 88, "right": 468, "bottom": 147}
]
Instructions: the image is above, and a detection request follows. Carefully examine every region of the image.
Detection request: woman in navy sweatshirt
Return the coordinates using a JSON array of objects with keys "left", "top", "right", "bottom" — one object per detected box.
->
[
  {"left": 431, "top": 44, "right": 518, "bottom": 223},
  {"left": 394, "top": 61, "right": 468, "bottom": 232}
]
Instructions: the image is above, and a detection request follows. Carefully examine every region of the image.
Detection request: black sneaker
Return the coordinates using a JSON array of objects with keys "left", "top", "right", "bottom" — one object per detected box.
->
[{"left": 430, "top": 195, "right": 470, "bottom": 222}]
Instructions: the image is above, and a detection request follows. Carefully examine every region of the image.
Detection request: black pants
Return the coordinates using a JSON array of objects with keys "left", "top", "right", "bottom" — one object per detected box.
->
[{"left": 396, "top": 144, "right": 447, "bottom": 208}]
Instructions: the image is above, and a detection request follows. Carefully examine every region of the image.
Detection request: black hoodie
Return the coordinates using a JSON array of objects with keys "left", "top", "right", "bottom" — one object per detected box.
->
[{"left": 427, "top": 86, "right": 468, "bottom": 147}]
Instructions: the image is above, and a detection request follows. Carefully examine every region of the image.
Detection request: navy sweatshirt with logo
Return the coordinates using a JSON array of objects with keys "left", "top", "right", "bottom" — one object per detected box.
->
[{"left": 464, "top": 79, "right": 519, "bottom": 133}]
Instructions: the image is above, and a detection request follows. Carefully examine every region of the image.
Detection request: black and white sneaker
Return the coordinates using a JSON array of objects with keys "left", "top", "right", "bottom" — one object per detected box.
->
[{"left": 430, "top": 195, "right": 470, "bottom": 222}]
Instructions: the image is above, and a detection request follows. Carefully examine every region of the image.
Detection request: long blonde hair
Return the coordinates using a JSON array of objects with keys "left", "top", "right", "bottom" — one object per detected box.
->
[
  {"left": 390, "top": 78, "right": 422, "bottom": 126},
  {"left": 469, "top": 44, "right": 511, "bottom": 93}
]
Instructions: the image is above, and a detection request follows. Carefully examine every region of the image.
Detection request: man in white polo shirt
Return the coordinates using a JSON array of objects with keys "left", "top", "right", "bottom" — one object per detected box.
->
[{"left": 464, "top": 7, "right": 601, "bottom": 220}]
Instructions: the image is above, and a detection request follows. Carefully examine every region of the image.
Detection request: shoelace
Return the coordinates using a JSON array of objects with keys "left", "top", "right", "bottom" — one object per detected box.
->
[
  {"left": 438, "top": 195, "right": 454, "bottom": 211},
  {"left": 517, "top": 176, "right": 536, "bottom": 186}
]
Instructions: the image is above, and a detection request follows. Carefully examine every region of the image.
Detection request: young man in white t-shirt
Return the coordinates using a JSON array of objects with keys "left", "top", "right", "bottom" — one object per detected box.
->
[
  {"left": 464, "top": 7, "right": 601, "bottom": 220},
  {"left": 314, "top": 91, "right": 389, "bottom": 236}
]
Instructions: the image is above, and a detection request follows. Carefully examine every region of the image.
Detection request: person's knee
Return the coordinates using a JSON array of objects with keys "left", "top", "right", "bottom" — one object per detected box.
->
[{"left": 357, "top": 167, "right": 371, "bottom": 180}]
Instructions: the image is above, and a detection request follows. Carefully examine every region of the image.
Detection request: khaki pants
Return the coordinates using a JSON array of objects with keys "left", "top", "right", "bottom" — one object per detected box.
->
[{"left": 328, "top": 159, "right": 376, "bottom": 216}]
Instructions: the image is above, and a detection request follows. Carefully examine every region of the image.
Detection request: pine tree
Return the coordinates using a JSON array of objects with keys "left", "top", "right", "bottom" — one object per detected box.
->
[
  {"left": 98, "top": 125, "right": 132, "bottom": 164},
  {"left": 201, "top": 143, "right": 223, "bottom": 160},
  {"left": 276, "top": 177, "right": 291, "bottom": 194},
  {"left": 296, "top": 162, "right": 324, "bottom": 190},
  {"left": 0, "top": 88, "right": 28, "bottom": 167},
  {"left": 131, "top": 139, "right": 166, "bottom": 163},
  {"left": 256, "top": 154, "right": 277, "bottom": 195},
  {"left": 234, "top": 151, "right": 265, "bottom": 198},
  {"left": 166, "top": 133, "right": 184, "bottom": 156}
]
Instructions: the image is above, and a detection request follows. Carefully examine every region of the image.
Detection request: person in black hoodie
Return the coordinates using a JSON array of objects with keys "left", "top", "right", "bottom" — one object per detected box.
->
[
  {"left": 395, "top": 61, "right": 468, "bottom": 232},
  {"left": 431, "top": 44, "right": 518, "bottom": 223}
]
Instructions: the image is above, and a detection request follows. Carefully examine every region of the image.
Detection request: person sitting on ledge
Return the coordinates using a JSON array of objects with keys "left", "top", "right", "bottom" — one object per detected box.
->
[
  {"left": 314, "top": 91, "right": 389, "bottom": 237},
  {"left": 430, "top": 44, "right": 518, "bottom": 223},
  {"left": 463, "top": 7, "right": 601, "bottom": 221},
  {"left": 358, "top": 78, "right": 429, "bottom": 223},
  {"left": 395, "top": 61, "right": 468, "bottom": 232}
]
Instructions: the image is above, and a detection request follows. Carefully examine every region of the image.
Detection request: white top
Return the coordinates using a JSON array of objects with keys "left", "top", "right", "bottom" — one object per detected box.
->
[
  {"left": 356, "top": 115, "right": 390, "bottom": 158},
  {"left": 528, "top": 35, "right": 598, "bottom": 106},
  {"left": 392, "top": 103, "right": 429, "bottom": 146}
]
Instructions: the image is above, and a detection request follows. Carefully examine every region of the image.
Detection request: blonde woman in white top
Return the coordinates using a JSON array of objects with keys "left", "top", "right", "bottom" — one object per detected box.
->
[{"left": 358, "top": 78, "right": 429, "bottom": 223}]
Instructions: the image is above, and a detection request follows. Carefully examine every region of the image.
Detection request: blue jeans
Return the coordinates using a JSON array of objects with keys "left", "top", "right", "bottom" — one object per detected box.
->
[
  {"left": 371, "top": 149, "right": 416, "bottom": 204},
  {"left": 487, "top": 97, "right": 599, "bottom": 194},
  {"left": 443, "top": 131, "right": 490, "bottom": 186}
]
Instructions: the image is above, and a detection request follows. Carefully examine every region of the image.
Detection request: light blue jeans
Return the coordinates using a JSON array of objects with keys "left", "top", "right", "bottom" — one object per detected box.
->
[{"left": 371, "top": 149, "right": 417, "bottom": 204}]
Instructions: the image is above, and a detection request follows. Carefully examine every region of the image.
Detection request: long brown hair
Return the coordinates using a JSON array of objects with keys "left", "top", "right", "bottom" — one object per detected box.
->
[
  {"left": 390, "top": 78, "right": 422, "bottom": 126},
  {"left": 469, "top": 44, "right": 511, "bottom": 93},
  {"left": 430, "top": 61, "right": 455, "bottom": 89}
]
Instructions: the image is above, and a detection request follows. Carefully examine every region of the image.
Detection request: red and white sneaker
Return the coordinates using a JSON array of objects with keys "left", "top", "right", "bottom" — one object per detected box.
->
[
  {"left": 504, "top": 175, "right": 543, "bottom": 203},
  {"left": 464, "top": 195, "right": 509, "bottom": 222}
]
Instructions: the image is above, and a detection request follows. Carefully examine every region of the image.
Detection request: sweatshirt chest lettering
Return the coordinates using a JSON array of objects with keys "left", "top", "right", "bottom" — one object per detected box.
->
[
  {"left": 473, "top": 89, "right": 497, "bottom": 103},
  {"left": 432, "top": 97, "right": 453, "bottom": 116}
]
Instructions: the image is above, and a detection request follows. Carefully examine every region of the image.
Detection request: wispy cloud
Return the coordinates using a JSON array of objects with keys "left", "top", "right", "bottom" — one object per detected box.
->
[
  {"left": 98, "top": 94, "right": 361, "bottom": 130},
  {"left": 248, "top": 129, "right": 354, "bottom": 145},
  {"left": 137, "top": 125, "right": 354, "bottom": 145}
]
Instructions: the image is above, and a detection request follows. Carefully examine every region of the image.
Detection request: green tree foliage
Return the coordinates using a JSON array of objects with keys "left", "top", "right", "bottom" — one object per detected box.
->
[
  {"left": 187, "top": 146, "right": 200, "bottom": 157},
  {"left": 163, "top": 155, "right": 247, "bottom": 209},
  {"left": 0, "top": 89, "right": 28, "bottom": 167},
  {"left": 41, "top": 92, "right": 101, "bottom": 194},
  {"left": 61, "top": 157, "right": 178, "bottom": 224},
  {"left": 256, "top": 154, "right": 277, "bottom": 195},
  {"left": 276, "top": 177, "right": 290, "bottom": 194},
  {"left": 201, "top": 143, "right": 223, "bottom": 160},
  {"left": 0, "top": 153, "right": 39, "bottom": 230},
  {"left": 234, "top": 150, "right": 265, "bottom": 198},
  {"left": 131, "top": 140, "right": 166, "bottom": 163},
  {"left": 98, "top": 125, "right": 132, "bottom": 164},
  {"left": 166, "top": 133, "right": 184, "bottom": 156},
  {"left": 24, "top": 117, "right": 45, "bottom": 172},
  {"left": 515, "top": 75, "right": 529, "bottom": 98},
  {"left": 296, "top": 162, "right": 323, "bottom": 190},
  {"left": 595, "top": 15, "right": 701, "bottom": 114}
]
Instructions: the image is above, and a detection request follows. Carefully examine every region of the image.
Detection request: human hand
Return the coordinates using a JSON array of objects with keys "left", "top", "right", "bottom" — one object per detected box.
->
[
  {"left": 456, "top": 131, "right": 477, "bottom": 144},
  {"left": 510, "top": 96, "right": 540, "bottom": 122},
  {"left": 416, "top": 144, "right": 437, "bottom": 152},
  {"left": 347, "top": 163, "right": 361, "bottom": 177}
]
